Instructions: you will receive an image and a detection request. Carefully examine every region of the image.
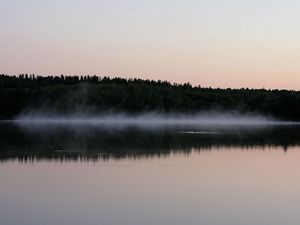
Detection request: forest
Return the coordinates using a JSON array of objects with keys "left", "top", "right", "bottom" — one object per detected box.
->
[{"left": 1, "top": 74, "right": 300, "bottom": 120}]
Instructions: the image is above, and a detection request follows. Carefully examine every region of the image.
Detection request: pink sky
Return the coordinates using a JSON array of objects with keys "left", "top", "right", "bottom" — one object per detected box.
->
[{"left": 1, "top": 0, "right": 300, "bottom": 90}]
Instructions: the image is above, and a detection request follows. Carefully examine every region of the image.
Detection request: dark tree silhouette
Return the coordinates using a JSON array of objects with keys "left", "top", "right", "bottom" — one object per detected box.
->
[{"left": 1, "top": 74, "right": 300, "bottom": 120}]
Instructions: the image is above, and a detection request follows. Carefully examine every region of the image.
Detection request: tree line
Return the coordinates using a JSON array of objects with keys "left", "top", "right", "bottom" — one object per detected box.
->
[{"left": 1, "top": 74, "right": 300, "bottom": 120}]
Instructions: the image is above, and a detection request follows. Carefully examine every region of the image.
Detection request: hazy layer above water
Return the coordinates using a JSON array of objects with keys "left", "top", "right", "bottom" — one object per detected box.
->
[{"left": 15, "top": 112, "right": 283, "bottom": 126}]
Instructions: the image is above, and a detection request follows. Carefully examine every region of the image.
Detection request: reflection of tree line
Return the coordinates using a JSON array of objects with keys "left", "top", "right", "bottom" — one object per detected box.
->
[{"left": 0, "top": 125, "right": 300, "bottom": 162}]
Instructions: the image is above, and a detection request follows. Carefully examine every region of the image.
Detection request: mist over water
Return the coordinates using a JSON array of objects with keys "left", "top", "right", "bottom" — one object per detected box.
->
[
  {"left": 8, "top": 111, "right": 300, "bottom": 162},
  {"left": 14, "top": 111, "right": 291, "bottom": 127},
  {"left": 2, "top": 118, "right": 300, "bottom": 163}
]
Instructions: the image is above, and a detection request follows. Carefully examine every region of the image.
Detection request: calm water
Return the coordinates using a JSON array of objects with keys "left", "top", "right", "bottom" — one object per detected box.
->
[{"left": 1, "top": 122, "right": 300, "bottom": 225}]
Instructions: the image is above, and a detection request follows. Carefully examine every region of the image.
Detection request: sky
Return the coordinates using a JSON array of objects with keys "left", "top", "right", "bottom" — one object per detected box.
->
[{"left": 1, "top": 0, "right": 300, "bottom": 89}]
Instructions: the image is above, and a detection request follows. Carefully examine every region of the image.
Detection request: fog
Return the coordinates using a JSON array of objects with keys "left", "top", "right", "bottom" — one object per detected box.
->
[{"left": 13, "top": 111, "right": 296, "bottom": 127}]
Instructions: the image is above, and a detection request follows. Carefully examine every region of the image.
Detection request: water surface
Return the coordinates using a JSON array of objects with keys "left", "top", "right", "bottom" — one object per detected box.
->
[{"left": 1, "top": 122, "right": 300, "bottom": 225}]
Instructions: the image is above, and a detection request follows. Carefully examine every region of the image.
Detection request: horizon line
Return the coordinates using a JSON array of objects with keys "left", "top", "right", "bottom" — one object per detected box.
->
[{"left": 1, "top": 73, "right": 299, "bottom": 92}]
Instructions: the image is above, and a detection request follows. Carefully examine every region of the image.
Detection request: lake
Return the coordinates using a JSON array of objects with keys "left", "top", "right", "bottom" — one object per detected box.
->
[{"left": 1, "top": 122, "right": 300, "bottom": 225}]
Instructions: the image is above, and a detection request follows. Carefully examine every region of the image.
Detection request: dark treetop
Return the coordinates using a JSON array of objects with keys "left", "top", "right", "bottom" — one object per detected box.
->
[{"left": 1, "top": 74, "right": 300, "bottom": 120}]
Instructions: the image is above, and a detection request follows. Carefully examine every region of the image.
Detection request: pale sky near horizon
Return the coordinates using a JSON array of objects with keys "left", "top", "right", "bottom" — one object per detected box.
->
[{"left": 1, "top": 0, "right": 300, "bottom": 89}]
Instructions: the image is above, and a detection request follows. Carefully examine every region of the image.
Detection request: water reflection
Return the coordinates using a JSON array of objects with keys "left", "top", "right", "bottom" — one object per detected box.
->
[{"left": 1, "top": 122, "right": 300, "bottom": 163}]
